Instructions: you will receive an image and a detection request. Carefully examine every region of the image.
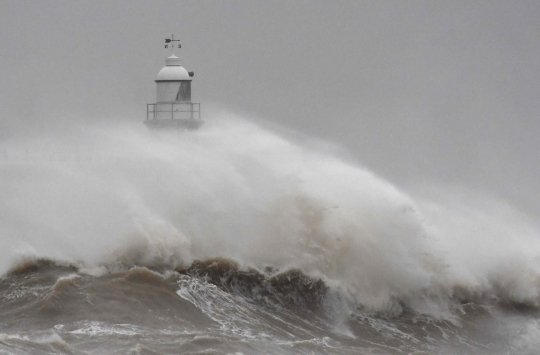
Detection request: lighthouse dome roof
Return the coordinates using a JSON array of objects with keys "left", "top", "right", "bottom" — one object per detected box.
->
[{"left": 156, "top": 55, "right": 191, "bottom": 81}]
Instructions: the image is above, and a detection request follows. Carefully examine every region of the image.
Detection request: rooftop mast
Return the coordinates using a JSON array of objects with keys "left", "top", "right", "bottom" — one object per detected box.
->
[{"left": 165, "top": 34, "right": 181, "bottom": 56}]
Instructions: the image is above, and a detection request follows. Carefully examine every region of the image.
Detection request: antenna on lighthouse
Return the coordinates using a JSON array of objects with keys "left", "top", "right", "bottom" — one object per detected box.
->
[{"left": 165, "top": 34, "right": 181, "bottom": 56}]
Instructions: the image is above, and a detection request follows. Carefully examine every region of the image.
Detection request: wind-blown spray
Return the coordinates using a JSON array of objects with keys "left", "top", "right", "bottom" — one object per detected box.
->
[{"left": 1, "top": 113, "right": 540, "bottom": 354}]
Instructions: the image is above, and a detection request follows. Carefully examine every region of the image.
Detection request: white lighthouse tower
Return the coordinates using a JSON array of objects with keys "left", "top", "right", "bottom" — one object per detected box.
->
[{"left": 145, "top": 35, "right": 202, "bottom": 129}]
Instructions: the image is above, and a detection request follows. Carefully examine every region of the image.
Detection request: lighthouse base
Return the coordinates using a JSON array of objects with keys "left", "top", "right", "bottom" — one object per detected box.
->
[
  {"left": 146, "top": 102, "right": 202, "bottom": 130},
  {"left": 144, "top": 118, "right": 204, "bottom": 130}
]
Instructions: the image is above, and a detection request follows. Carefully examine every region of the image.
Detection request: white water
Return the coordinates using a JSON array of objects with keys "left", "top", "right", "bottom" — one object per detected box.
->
[{"left": 1, "top": 112, "right": 540, "bottom": 318}]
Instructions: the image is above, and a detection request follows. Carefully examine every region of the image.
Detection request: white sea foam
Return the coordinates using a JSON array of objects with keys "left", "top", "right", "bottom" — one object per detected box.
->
[{"left": 68, "top": 321, "right": 141, "bottom": 336}]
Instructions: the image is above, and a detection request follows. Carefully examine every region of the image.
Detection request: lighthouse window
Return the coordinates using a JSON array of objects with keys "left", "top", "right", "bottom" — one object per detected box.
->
[{"left": 176, "top": 82, "right": 192, "bottom": 101}]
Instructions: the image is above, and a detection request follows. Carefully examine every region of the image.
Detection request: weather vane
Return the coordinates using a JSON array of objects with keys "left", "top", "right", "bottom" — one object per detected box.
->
[{"left": 165, "top": 34, "right": 181, "bottom": 56}]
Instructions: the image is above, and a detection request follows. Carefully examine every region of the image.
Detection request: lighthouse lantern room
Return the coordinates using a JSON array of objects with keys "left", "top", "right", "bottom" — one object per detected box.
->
[{"left": 145, "top": 35, "right": 202, "bottom": 129}]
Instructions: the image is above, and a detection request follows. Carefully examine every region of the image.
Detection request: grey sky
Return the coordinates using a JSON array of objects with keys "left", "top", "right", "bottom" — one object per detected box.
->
[{"left": 1, "top": 1, "right": 540, "bottom": 216}]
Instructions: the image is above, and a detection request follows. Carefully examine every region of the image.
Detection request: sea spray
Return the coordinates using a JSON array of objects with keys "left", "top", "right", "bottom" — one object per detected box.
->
[{"left": 1, "top": 112, "right": 540, "bottom": 323}]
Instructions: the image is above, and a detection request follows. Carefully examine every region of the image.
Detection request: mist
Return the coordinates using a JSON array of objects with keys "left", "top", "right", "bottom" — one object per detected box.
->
[{"left": 1, "top": 1, "right": 540, "bottom": 222}]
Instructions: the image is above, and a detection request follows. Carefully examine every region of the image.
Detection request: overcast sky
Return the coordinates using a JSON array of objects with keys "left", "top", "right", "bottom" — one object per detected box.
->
[{"left": 1, "top": 0, "right": 540, "bottom": 216}]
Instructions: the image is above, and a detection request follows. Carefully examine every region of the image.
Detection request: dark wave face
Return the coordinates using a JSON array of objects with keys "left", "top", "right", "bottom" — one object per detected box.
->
[
  {"left": 1, "top": 257, "right": 539, "bottom": 355},
  {"left": 2, "top": 117, "right": 540, "bottom": 354}
]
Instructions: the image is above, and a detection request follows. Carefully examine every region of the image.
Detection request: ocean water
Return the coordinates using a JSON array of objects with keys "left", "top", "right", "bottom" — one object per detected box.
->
[{"left": 1, "top": 114, "right": 540, "bottom": 354}]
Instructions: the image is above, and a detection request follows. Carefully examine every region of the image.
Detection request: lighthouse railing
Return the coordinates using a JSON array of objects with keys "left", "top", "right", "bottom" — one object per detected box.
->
[{"left": 147, "top": 103, "right": 201, "bottom": 121}]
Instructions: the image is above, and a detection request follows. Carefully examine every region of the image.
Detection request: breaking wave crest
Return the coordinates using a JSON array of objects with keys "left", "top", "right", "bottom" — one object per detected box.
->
[
  {"left": 6, "top": 252, "right": 540, "bottom": 322},
  {"left": 178, "top": 258, "right": 327, "bottom": 312},
  {"left": 3, "top": 256, "right": 540, "bottom": 354},
  {"left": 2, "top": 113, "right": 540, "bottom": 353}
]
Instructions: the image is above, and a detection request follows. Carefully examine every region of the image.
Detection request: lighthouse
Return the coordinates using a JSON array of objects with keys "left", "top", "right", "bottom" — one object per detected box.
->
[{"left": 145, "top": 36, "right": 202, "bottom": 129}]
